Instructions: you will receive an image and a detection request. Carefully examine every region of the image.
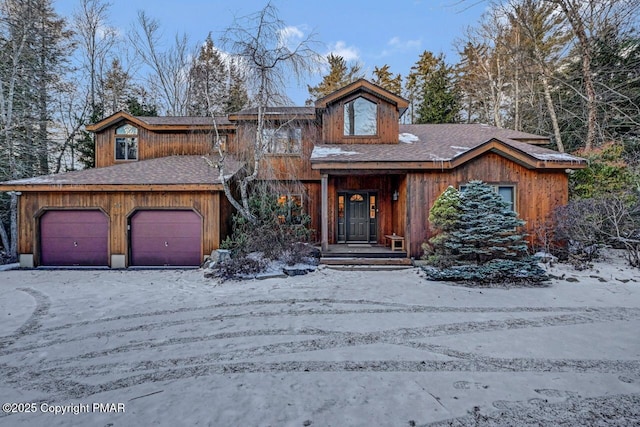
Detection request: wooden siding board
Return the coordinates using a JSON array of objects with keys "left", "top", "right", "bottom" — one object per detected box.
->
[
  {"left": 96, "top": 123, "right": 226, "bottom": 168},
  {"left": 321, "top": 93, "right": 400, "bottom": 144},
  {"left": 405, "top": 152, "right": 570, "bottom": 257},
  {"left": 18, "top": 191, "right": 221, "bottom": 267}
]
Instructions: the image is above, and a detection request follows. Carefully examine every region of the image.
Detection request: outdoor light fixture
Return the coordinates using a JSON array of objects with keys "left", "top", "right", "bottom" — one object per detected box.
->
[{"left": 392, "top": 190, "right": 399, "bottom": 201}]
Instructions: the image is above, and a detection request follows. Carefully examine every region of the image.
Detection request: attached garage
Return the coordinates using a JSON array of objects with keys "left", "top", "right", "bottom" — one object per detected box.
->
[
  {"left": 130, "top": 210, "right": 202, "bottom": 267},
  {"left": 40, "top": 210, "right": 109, "bottom": 266}
]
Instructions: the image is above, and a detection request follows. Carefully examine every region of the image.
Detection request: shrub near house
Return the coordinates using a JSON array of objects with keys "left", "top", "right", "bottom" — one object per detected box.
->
[{"left": 423, "top": 181, "right": 548, "bottom": 286}]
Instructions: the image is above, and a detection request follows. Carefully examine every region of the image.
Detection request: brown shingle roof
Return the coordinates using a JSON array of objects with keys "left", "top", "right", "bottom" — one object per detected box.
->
[
  {"left": 0, "top": 155, "right": 243, "bottom": 188},
  {"left": 229, "top": 106, "right": 316, "bottom": 119},
  {"left": 85, "top": 111, "right": 234, "bottom": 132},
  {"left": 311, "top": 124, "right": 585, "bottom": 169},
  {"left": 137, "top": 115, "right": 232, "bottom": 126}
]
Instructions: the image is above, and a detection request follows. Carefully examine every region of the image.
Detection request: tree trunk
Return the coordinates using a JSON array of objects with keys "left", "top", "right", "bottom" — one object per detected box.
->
[
  {"left": 0, "top": 219, "right": 10, "bottom": 259},
  {"left": 538, "top": 63, "right": 565, "bottom": 152},
  {"left": 550, "top": 0, "right": 598, "bottom": 150},
  {"left": 8, "top": 193, "right": 19, "bottom": 262}
]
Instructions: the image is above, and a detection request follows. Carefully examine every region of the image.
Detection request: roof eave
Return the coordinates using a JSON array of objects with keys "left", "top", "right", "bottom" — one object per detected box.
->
[{"left": 0, "top": 183, "right": 226, "bottom": 192}]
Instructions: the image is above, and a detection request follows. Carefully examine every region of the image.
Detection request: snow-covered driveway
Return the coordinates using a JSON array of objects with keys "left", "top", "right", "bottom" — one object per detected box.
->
[{"left": 1, "top": 262, "right": 639, "bottom": 426}]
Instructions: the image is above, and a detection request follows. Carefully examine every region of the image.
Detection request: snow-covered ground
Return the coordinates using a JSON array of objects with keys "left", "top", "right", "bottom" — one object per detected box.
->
[{"left": 0, "top": 252, "right": 639, "bottom": 426}]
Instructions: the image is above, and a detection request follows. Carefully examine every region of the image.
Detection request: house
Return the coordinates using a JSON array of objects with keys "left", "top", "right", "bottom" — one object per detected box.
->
[{"left": 0, "top": 79, "right": 586, "bottom": 268}]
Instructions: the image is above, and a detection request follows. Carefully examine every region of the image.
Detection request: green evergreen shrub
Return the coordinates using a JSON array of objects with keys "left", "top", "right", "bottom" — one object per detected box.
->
[
  {"left": 447, "top": 181, "right": 528, "bottom": 265},
  {"left": 422, "top": 181, "right": 546, "bottom": 285},
  {"left": 422, "top": 186, "right": 461, "bottom": 266}
]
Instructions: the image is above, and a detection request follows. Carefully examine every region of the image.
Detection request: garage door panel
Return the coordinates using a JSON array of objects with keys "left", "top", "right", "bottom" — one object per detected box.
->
[
  {"left": 130, "top": 210, "right": 202, "bottom": 266},
  {"left": 40, "top": 210, "right": 109, "bottom": 266},
  {"left": 132, "top": 227, "right": 199, "bottom": 239},
  {"left": 42, "top": 224, "right": 109, "bottom": 238}
]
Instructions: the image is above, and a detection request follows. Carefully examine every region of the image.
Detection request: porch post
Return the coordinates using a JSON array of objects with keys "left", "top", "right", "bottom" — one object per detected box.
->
[{"left": 321, "top": 173, "right": 328, "bottom": 251}]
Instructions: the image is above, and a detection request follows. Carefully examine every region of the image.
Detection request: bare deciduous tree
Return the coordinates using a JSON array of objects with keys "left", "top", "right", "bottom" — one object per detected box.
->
[
  {"left": 129, "top": 10, "right": 193, "bottom": 115},
  {"left": 214, "top": 2, "right": 320, "bottom": 223},
  {"left": 73, "top": 0, "right": 116, "bottom": 115}
]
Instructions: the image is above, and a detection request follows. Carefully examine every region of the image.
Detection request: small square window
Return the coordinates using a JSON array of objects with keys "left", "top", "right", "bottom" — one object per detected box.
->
[{"left": 115, "top": 137, "right": 138, "bottom": 160}]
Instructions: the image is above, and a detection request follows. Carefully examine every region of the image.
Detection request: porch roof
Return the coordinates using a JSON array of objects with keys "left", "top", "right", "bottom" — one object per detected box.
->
[
  {"left": 311, "top": 124, "right": 586, "bottom": 171},
  {"left": 0, "top": 155, "right": 243, "bottom": 192}
]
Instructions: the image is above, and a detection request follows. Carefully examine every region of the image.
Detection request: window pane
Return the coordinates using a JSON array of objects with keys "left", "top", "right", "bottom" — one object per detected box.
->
[
  {"left": 263, "top": 128, "right": 301, "bottom": 154},
  {"left": 344, "top": 97, "right": 377, "bottom": 136},
  {"left": 369, "top": 195, "right": 376, "bottom": 219},
  {"left": 498, "top": 186, "right": 514, "bottom": 210},
  {"left": 116, "top": 124, "right": 138, "bottom": 135},
  {"left": 115, "top": 138, "right": 127, "bottom": 159},
  {"left": 127, "top": 138, "right": 138, "bottom": 160},
  {"left": 277, "top": 194, "right": 303, "bottom": 224},
  {"left": 115, "top": 137, "right": 137, "bottom": 160}
]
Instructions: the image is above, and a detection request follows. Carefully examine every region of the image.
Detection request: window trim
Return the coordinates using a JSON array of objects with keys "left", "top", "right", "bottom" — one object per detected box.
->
[
  {"left": 343, "top": 96, "right": 378, "bottom": 137},
  {"left": 114, "top": 124, "right": 138, "bottom": 161}
]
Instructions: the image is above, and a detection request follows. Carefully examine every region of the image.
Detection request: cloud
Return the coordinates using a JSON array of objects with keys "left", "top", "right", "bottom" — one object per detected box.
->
[
  {"left": 387, "top": 36, "right": 421, "bottom": 50},
  {"left": 326, "top": 41, "right": 360, "bottom": 62},
  {"left": 375, "top": 36, "right": 422, "bottom": 59},
  {"left": 278, "top": 25, "right": 305, "bottom": 49}
]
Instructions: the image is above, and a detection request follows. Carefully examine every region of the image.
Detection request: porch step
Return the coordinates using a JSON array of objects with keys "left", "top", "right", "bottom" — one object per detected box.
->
[{"left": 320, "top": 257, "right": 413, "bottom": 267}]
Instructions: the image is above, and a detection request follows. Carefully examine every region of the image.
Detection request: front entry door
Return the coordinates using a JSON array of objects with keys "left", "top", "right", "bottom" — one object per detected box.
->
[{"left": 347, "top": 193, "right": 368, "bottom": 241}]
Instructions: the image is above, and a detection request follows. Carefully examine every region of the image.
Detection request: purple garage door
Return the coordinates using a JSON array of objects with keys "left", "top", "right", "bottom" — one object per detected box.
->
[
  {"left": 40, "top": 210, "right": 109, "bottom": 266},
  {"left": 130, "top": 210, "right": 202, "bottom": 266}
]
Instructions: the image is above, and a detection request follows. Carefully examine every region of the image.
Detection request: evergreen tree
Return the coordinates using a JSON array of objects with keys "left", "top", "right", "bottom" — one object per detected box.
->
[
  {"left": 76, "top": 106, "right": 103, "bottom": 169},
  {"left": 406, "top": 51, "right": 460, "bottom": 124},
  {"left": 446, "top": 181, "right": 527, "bottom": 265},
  {"left": 307, "top": 54, "right": 363, "bottom": 102},
  {"left": 423, "top": 186, "right": 462, "bottom": 265},
  {"left": 591, "top": 27, "right": 640, "bottom": 145},
  {"left": 372, "top": 64, "right": 402, "bottom": 96},
  {"left": 125, "top": 97, "right": 157, "bottom": 116},
  {"left": 187, "top": 33, "right": 228, "bottom": 116},
  {"left": 101, "top": 58, "right": 132, "bottom": 115},
  {"left": 224, "top": 59, "right": 249, "bottom": 113}
]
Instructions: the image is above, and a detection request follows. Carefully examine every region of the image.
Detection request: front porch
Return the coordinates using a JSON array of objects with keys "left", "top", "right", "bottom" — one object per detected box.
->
[{"left": 319, "top": 173, "right": 409, "bottom": 256}]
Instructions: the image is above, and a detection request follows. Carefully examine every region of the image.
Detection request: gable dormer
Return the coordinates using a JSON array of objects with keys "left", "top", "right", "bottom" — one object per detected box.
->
[
  {"left": 86, "top": 111, "right": 235, "bottom": 168},
  {"left": 315, "top": 79, "right": 408, "bottom": 145}
]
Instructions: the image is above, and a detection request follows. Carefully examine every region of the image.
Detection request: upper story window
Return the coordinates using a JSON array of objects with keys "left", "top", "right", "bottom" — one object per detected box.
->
[
  {"left": 344, "top": 97, "right": 377, "bottom": 136},
  {"left": 262, "top": 127, "right": 302, "bottom": 155},
  {"left": 115, "top": 124, "right": 138, "bottom": 161}
]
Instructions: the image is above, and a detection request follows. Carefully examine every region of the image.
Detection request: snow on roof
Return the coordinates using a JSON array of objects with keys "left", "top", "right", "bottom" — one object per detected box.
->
[
  {"left": 451, "top": 146, "right": 472, "bottom": 157},
  {"left": 311, "top": 146, "right": 359, "bottom": 159},
  {"left": 399, "top": 133, "right": 419, "bottom": 144},
  {"left": 534, "top": 153, "right": 583, "bottom": 161}
]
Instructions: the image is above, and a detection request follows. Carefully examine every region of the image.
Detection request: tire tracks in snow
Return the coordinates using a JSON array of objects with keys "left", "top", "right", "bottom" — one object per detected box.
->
[{"left": 1, "top": 295, "right": 640, "bottom": 403}]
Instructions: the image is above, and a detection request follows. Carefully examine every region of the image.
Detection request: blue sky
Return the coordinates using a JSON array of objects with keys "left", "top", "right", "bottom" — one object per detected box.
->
[{"left": 55, "top": 0, "right": 487, "bottom": 105}]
